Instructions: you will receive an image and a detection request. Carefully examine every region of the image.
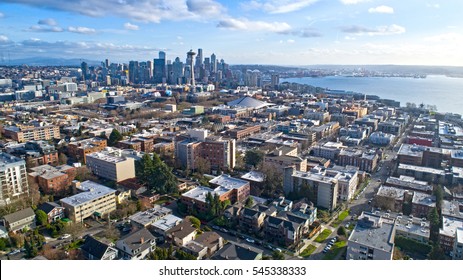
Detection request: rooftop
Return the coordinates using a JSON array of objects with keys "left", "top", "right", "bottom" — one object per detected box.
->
[
  {"left": 412, "top": 192, "right": 436, "bottom": 207},
  {"left": 385, "top": 176, "right": 433, "bottom": 193},
  {"left": 348, "top": 212, "right": 395, "bottom": 253},
  {"left": 128, "top": 206, "right": 172, "bottom": 227},
  {"left": 377, "top": 186, "right": 408, "bottom": 200},
  {"left": 398, "top": 164, "right": 446, "bottom": 176},
  {"left": 150, "top": 214, "right": 183, "bottom": 232},
  {"left": 86, "top": 152, "right": 132, "bottom": 164},
  {"left": 60, "top": 181, "right": 116, "bottom": 207},
  {"left": 0, "top": 152, "right": 24, "bottom": 167},
  {"left": 440, "top": 216, "right": 463, "bottom": 238},
  {"left": 209, "top": 174, "right": 249, "bottom": 190},
  {"left": 241, "top": 170, "right": 265, "bottom": 183},
  {"left": 212, "top": 242, "right": 263, "bottom": 260}
]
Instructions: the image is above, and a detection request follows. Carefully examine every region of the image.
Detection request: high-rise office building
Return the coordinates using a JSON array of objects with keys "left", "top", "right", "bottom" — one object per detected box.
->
[
  {"left": 172, "top": 57, "right": 184, "bottom": 85},
  {"left": 146, "top": 60, "right": 153, "bottom": 82},
  {"left": 128, "top": 61, "right": 139, "bottom": 84},
  {"left": 211, "top": 53, "right": 217, "bottom": 73},
  {"left": 195, "top": 48, "right": 203, "bottom": 68},
  {"left": 81, "top": 61, "right": 89, "bottom": 81},
  {"left": 159, "top": 51, "right": 166, "bottom": 60},
  {"left": 154, "top": 59, "right": 166, "bottom": 84}
]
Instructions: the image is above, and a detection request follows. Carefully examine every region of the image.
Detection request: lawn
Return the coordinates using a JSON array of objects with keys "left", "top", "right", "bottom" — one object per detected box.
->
[
  {"left": 323, "top": 240, "right": 347, "bottom": 260},
  {"left": 315, "top": 229, "right": 332, "bottom": 243},
  {"left": 300, "top": 245, "right": 317, "bottom": 258},
  {"left": 332, "top": 210, "right": 349, "bottom": 227}
]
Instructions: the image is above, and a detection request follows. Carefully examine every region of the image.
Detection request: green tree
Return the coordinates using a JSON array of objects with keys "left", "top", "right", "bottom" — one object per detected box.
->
[
  {"left": 175, "top": 249, "right": 197, "bottom": 260},
  {"left": 244, "top": 149, "right": 265, "bottom": 168},
  {"left": 188, "top": 216, "right": 201, "bottom": 229},
  {"left": 272, "top": 250, "right": 285, "bottom": 260},
  {"left": 35, "top": 209, "right": 48, "bottom": 226},
  {"left": 337, "top": 226, "right": 347, "bottom": 237},
  {"left": 433, "top": 185, "right": 443, "bottom": 210},
  {"left": 108, "top": 129, "right": 123, "bottom": 146},
  {"left": 58, "top": 153, "right": 68, "bottom": 165},
  {"left": 260, "top": 165, "right": 283, "bottom": 198},
  {"left": 0, "top": 237, "right": 10, "bottom": 251},
  {"left": 135, "top": 153, "right": 178, "bottom": 194},
  {"left": 428, "top": 244, "right": 446, "bottom": 260},
  {"left": 428, "top": 208, "right": 440, "bottom": 243},
  {"left": 245, "top": 196, "right": 254, "bottom": 208}
]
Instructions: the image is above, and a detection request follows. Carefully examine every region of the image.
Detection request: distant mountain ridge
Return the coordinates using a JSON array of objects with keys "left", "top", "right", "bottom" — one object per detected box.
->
[{"left": 1, "top": 57, "right": 101, "bottom": 66}]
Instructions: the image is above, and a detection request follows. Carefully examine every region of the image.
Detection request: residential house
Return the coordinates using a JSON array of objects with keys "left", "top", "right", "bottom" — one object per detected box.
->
[
  {"left": 37, "top": 202, "right": 65, "bottom": 223},
  {"left": 166, "top": 219, "right": 197, "bottom": 246},
  {"left": 81, "top": 236, "right": 118, "bottom": 260},
  {"left": 116, "top": 228, "right": 156, "bottom": 260},
  {"left": 212, "top": 242, "right": 263, "bottom": 260},
  {"left": 3, "top": 207, "right": 36, "bottom": 232}
]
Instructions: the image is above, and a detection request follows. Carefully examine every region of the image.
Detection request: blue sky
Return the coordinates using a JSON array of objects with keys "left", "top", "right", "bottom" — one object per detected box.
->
[{"left": 0, "top": 0, "right": 462, "bottom": 65}]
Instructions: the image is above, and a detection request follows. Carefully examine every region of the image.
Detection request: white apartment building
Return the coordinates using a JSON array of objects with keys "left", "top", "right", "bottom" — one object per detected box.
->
[{"left": 60, "top": 181, "right": 116, "bottom": 222}]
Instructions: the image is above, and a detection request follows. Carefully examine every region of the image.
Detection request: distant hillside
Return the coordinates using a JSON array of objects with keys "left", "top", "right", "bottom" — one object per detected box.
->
[{"left": 2, "top": 57, "right": 101, "bottom": 66}]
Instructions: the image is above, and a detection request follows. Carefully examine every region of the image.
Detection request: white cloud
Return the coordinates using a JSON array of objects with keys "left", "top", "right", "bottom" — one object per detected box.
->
[
  {"left": 0, "top": 38, "right": 163, "bottom": 60},
  {"left": 67, "top": 26, "right": 96, "bottom": 34},
  {"left": 0, "top": 12, "right": 4, "bottom": 18},
  {"left": 26, "top": 25, "right": 64, "bottom": 32},
  {"left": 287, "top": 39, "right": 295, "bottom": 43},
  {"left": 424, "top": 33, "right": 463, "bottom": 43},
  {"left": 368, "top": 5, "right": 394, "bottom": 14},
  {"left": 217, "top": 17, "right": 292, "bottom": 33},
  {"left": 0, "top": 35, "right": 9, "bottom": 42},
  {"left": 38, "top": 18, "right": 58, "bottom": 26},
  {"left": 426, "top": 3, "right": 440, "bottom": 8},
  {"left": 3, "top": 0, "right": 226, "bottom": 23},
  {"left": 241, "top": 0, "right": 319, "bottom": 14},
  {"left": 341, "top": 24, "right": 405, "bottom": 36},
  {"left": 340, "top": 0, "right": 370, "bottom": 5},
  {"left": 124, "top": 22, "right": 139, "bottom": 30}
]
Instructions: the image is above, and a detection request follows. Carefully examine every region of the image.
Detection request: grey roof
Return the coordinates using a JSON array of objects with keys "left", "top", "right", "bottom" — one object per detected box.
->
[
  {"left": 194, "top": 231, "right": 222, "bottom": 250},
  {"left": 118, "top": 228, "right": 155, "bottom": 252},
  {"left": 166, "top": 219, "right": 196, "bottom": 239},
  {"left": 81, "top": 236, "right": 113, "bottom": 260},
  {"left": 242, "top": 207, "right": 260, "bottom": 218},
  {"left": 37, "top": 202, "right": 63, "bottom": 215},
  {"left": 212, "top": 242, "right": 263, "bottom": 260},
  {"left": 348, "top": 212, "right": 395, "bottom": 253},
  {"left": 3, "top": 207, "right": 35, "bottom": 224}
]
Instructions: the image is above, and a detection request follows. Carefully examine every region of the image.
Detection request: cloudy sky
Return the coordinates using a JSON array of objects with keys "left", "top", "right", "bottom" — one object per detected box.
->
[{"left": 0, "top": 0, "right": 462, "bottom": 65}]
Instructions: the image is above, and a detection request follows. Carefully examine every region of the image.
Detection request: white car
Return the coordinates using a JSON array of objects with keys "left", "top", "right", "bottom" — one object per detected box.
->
[
  {"left": 245, "top": 238, "right": 255, "bottom": 243},
  {"left": 59, "top": 234, "right": 71, "bottom": 240}
]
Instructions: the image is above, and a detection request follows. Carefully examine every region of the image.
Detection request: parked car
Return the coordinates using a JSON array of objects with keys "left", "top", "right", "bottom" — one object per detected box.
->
[
  {"left": 245, "top": 238, "right": 255, "bottom": 243},
  {"left": 59, "top": 234, "right": 71, "bottom": 240}
]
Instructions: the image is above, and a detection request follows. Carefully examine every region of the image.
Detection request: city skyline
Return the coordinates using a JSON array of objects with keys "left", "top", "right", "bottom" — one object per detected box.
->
[{"left": 0, "top": 0, "right": 462, "bottom": 66}]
